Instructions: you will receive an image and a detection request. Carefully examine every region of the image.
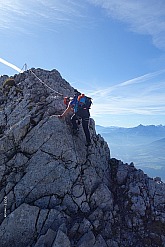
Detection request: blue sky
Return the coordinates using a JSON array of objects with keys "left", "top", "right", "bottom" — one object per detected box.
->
[{"left": 0, "top": 0, "right": 165, "bottom": 127}]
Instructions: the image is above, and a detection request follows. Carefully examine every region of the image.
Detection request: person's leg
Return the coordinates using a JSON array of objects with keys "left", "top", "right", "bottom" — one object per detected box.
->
[
  {"left": 77, "top": 109, "right": 91, "bottom": 144},
  {"left": 82, "top": 117, "right": 91, "bottom": 144},
  {"left": 71, "top": 114, "right": 79, "bottom": 131}
]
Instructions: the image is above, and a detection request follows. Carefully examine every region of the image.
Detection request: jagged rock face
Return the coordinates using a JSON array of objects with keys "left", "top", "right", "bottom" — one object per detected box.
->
[{"left": 0, "top": 69, "right": 165, "bottom": 247}]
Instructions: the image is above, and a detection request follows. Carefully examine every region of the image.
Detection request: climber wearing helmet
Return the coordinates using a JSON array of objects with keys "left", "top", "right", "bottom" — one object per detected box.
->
[{"left": 58, "top": 89, "right": 91, "bottom": 146}]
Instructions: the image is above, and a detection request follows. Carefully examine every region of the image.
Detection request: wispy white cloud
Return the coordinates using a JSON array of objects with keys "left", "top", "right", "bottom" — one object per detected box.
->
[
  {"left": 88, "top": 0, "right": 165, "bottom": 50},
  {"left": 0, "top": 0, "right": 87, "bottom": 32},
  {"left": 1, "top": 0, "right": 165, "bottom": 49},
  {"left": 89, "top": 69, "right": 165, "bottom": 116},
  {"left": 88, "top": 69, "right": 165, "bottom": 97}
]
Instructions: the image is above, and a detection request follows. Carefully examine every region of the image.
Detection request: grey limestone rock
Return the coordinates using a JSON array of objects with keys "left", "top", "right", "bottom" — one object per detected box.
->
[
  {"left": 52, "top": 229, "right": 71, "bottom": 247},
  {"left": 0, "top": 69, "right": 165, "bottom": 247},
  {"left": 0, "top": 203, "right": 40, "bottom": 247},
  {"left": 34, "top": 228, "right": 56, "bottom": 247},
  {"left": 76, "top": 231, "right": 95, "bottom": 247}
]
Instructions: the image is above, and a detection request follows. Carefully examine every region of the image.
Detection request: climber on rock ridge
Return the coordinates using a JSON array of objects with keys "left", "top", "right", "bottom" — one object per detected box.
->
[{"left": 58, "top": 89, "right": 92, "bottom": 146}]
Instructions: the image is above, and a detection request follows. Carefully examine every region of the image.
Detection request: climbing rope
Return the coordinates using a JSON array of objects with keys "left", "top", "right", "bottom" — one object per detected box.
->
[
  {"left": 30, "top": 69, "right": 63, "bottom": 96},
  {"left": 20, "top": 63, "right": 63, "bottom": 96}
]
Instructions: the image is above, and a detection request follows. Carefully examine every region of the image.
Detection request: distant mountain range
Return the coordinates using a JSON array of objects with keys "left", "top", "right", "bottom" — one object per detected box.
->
[{"left": 96, "top": 124, "right": 165, "bottom": 181}]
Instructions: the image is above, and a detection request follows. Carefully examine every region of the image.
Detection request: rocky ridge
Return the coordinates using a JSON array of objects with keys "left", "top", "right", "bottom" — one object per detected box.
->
[{"left": 0, "top": 68, "right": 165, "bottom": 247}]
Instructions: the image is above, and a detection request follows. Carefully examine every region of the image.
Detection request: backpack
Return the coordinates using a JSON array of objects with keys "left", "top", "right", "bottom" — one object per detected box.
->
[{"left": 77, "top": 94, "right": 92, "bottom": 111}]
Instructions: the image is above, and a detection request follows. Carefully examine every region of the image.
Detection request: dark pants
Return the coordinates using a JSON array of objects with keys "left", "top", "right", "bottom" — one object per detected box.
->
[{"left": 71, "top": 109, "right": 91, "bottom": 143}]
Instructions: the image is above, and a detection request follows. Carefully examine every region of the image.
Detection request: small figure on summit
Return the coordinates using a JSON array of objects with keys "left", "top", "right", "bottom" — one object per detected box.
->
[{"left": 58, "top": 89, "right": 92, "bottom": 146}]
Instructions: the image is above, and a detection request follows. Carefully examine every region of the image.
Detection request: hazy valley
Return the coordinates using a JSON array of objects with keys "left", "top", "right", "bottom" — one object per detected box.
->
[{"left": 96, "top": 124, "right": 165, "bottom": 181}]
